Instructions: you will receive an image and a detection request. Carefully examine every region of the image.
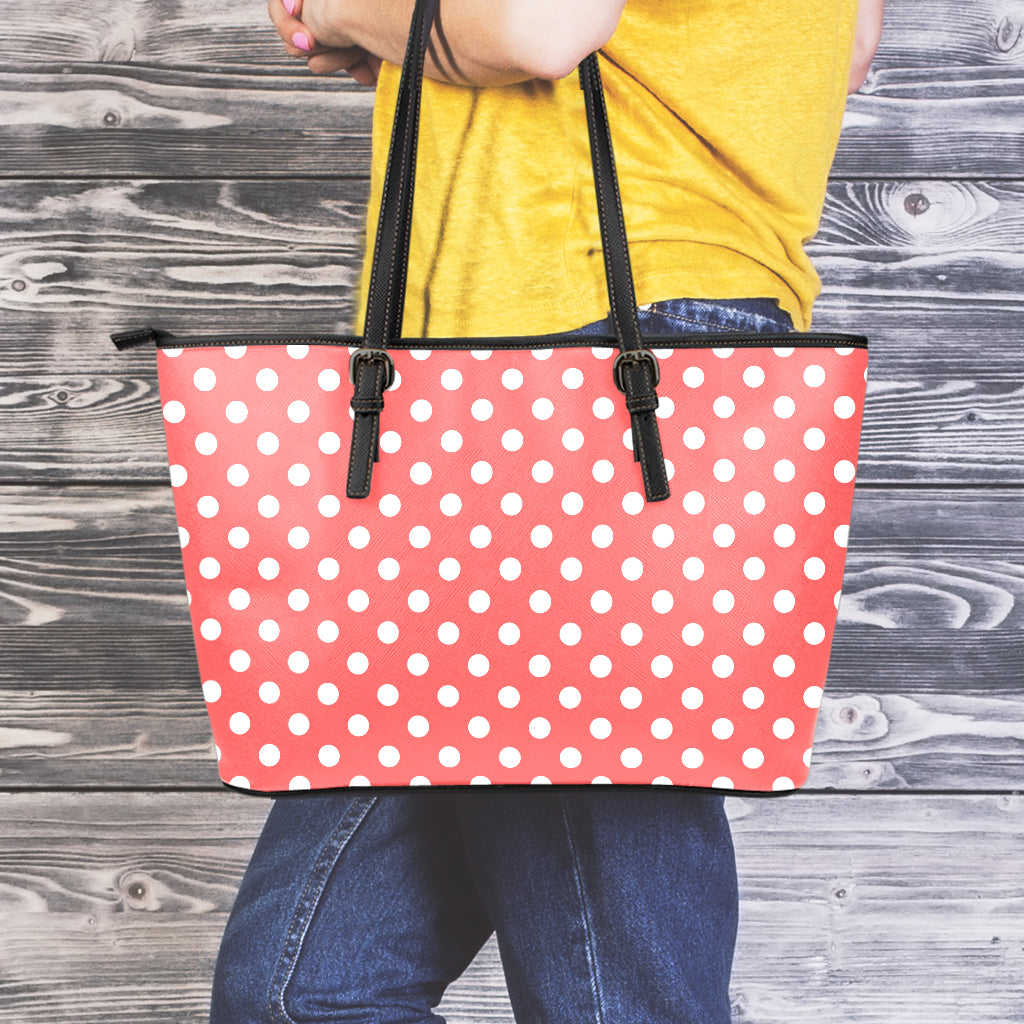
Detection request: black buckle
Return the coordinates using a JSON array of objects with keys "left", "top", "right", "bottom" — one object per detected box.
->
[
  {"left": 348, "top": 348, "right": 396, "bottom": 391},
  {"left": 612, "top": 349, "right": 660, "bottom": 394}
]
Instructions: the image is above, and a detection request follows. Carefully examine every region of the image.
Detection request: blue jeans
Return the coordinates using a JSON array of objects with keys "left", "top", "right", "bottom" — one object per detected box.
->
[{"left": 209, "top": 297, "right": 793, "bottom": 1024}]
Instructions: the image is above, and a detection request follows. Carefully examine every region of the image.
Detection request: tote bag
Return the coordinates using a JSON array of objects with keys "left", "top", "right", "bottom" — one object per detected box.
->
[{"left": 113, "top": 0, "right": 868, "bottom": 794}]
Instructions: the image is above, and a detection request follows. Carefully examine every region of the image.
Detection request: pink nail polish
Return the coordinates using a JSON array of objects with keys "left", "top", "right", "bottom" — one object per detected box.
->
[
  {"left": 283, "top": 0, "right": 296, "bottom": 12},
  {"left": 292, "top": 31, "right": 311, "bottom": 51}
]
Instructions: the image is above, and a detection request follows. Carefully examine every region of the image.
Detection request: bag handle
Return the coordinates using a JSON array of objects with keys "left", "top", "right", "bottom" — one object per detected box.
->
[{"left": 347, "top": 0, "right": 669, "bottom": 502}]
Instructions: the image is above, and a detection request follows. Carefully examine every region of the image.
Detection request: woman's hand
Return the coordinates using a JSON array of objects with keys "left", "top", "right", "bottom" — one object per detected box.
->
[
  {"left": 848, "top": 0, "right": 885, "bottom": 93},
  {"left": 268, "top": 0, "right": 382, "bottom": 85}
]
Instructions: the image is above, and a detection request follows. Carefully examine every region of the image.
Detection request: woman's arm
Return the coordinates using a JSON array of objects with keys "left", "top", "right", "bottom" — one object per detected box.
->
[
  {"left": 269, "top": 0, "right": 628, "bottom": 86},
  {"left": 848, "top": 0, "right": 885, "bottom": 93}
]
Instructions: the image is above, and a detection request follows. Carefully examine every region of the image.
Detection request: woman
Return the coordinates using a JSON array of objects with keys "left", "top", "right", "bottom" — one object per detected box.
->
[{"left": 210, "top": 2, "right": 883, "bottom": 1021}]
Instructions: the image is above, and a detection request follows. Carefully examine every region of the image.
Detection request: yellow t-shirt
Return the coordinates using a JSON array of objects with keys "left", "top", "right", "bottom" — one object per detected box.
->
[{"left": 357, "top": 0, "right": 857, "bottom": 335}]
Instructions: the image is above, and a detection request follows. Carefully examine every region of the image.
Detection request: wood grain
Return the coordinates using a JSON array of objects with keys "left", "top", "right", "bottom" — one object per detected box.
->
[{"left": 0, "top": 792, "right": 1021, "bottom": 1024}]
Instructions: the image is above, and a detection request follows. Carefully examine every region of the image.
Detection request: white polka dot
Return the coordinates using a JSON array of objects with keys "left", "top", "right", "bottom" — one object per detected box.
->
[
  {"left": 410, "top": 399, "right": 432, "bottom": 422},
  {"left": 590, "top": 718, "right": 612, "bottom": 739},
  {"left": 499, "top": 747, "right": 522, "bottom": 768},
  {"left": 470, "top": 461, "right": 492, "bottom": 484},
  {"left": 318, "top": 620, "right": 340, "bottom": 642},
  {"left": 378, "top": 621, "right": 400, "bottom": 643},
  {"left": 713, "top": 347, "right": 733, "bottom": 359},
  {"left": 226, "top": 464, "right": 249, "bottom": 487},
  {"left": 774, "top": 396, "right": 796, "bottom": 418},
  {"left": 530, "top": 590, "right": 552, "bottom": 612},
  {"left": 438, "top": 558, "right": 461, "bottom": 581},
  {"left": 532, "top": 460, "right": 554, "bottom": 483},
  {"left": 713, "top": 459, "right": 735, "bottom": 482},
  {"left": 501, "top": 493, "right": 523, "bottom": 515},
  {"left": 743, "top": 557, "right": 766, "bottom": 580},
  {"left": 256, "top": 368, "right": 278, "bottom": 392},
  {"left": 743, "top": 365, "right": 765, "bottom": 387},
  {"left": 711, "top": 718, "right": 734, "bottom": 740},
  {"left": 682, "top": 557, "right": 704, "bottom": 581},
  {"left": 835, "top": 524, "right": 850, "bottom": 547},
  {"left": 501, "top": 430, "right": 524, "bottom": 452},
  {"left": 202, "top": 680, "right": 222, "bottom": 703},
  {"left": 228, "top": 588, "right": 250, "bottom": 610},
  {"left": 258, "top": 619, "right": 280, "bottom": 641},
  {"left": 256, "top": 431, "right": 279, "bottom": 455},
  {"left": 681, "top": 747, "right": 704, "bottom": 769},
  {"left": 315, "top": 431, "right": 341, "bottom": 456},
  {"left": 804, "top": 557, "right": 826, "bottom": 580},
  {"left": 442, "top": 368, "right": 463, "bottom": 390},
  {"left": 655, "top": 395, "right": 676, "bottom": 420},
  {"left": 438, "top": 745, "right": 460, "bottom": 768},
  {"left": 560, "top": 623, "right": 582, "bottom": 645},
  {"left": 648, "top": 524, "right": 674, "bottom": 548},
  {"left": 560, "top": 558, "right": 582, "bottom": 581},
  {"left": 497, "top": 685, "right": 521, "bottom": 709},
  {"left": 257, "top": 494, "right": 279, "bottom": 518},
  {"left": 285, "top": 400, "right": 308, "bottom": 424},
  {"left": 562, "top": 428, "right": 584, "bottom": 451},
  {"left": 804, "top": 621, "right": 827, "bottom": 645},
  {"left": 436, "top": 684, "right": 460, "bottom": 708},
  {"left": 199, "top": 557, "right": 220, "bottom": 579},
  {"left": 682, "top": 366, "right": 704, "bottom": 388},
  {"left": 406, "top": 652, "right": 429, "bottom": 676},
  {"left": 498, "top": 622, "right": 520, "bottom": 645},
  {"left": 616, "top": 685, "right": 642, "bottom": 710},
  {"left": 590, "top": 655, "right": 612, "bottom": 678},
  {"left": 407, "top": 715, "right": 430, "bottom": 738},
  {"left": 743, "top": 622, "right": 766, "bottom": 645},
  {"left": 468, "top": 716, "right": 490, "bottom": 738},
  {"left": 377, "top": 430, "right": 401, "bottom": 455},
  {"left": 683, "top": 426, "right": 705, "bottom": 449},
  {"left": 681, "top": 687, "right": 704, "bottom": 710},
  {"left": 743, "top": 427, "right": 765, "bottom": 450},
  {"left": 533, "top": 398, "right": 555, "bottom": 420},
  {"left": 441, "top": 430, "right": 463, "bottom": 452},
  {"left": 469, "top": 525, "right": 491, "bottom": 549},
  {"left": 289, "top": 651, "right": 310, "bottom": 674},
  {"left": 651, "top": 655, "right": 673, "bottom": 678},
  {"left": 742, "top": 747, "right": 765, "bottom": 770},
  {"left": 408, "top": 589, "right": 430, "bottom": 611},
  {"left": 195, "top": 432, "right": 218, "bottom": 456},
  {"left": 774, "top": 717, "right": 796, "bottom": 739},
  {"left": 347, "top": 589, "right": 369, "bottom": 612},
  {"left": 502, "top": 368, "right": 524, "bottom": 390},
  {"left": 317, "top": 557, "right": 339, "bottom": 580},
  {"left": 560, "top": 747, "right": 582, "bottom": 769},
  {"left": 531, "top": 525, "right": 553, "bottom": 548},
  {"left": 803, "top": 685, "right": 824, "bottom": 708},
  {"left": 713, "top": 589, "right": 735, "bottom": 613},
  {"left": 318, "top": 682, "right": 339, "bottom": 705},
  {"left": 379, "top": 493, "right": 401, "bottom": 517},
  {"left": 229, "top": 712, "right": 250, "bottom": 734},
  {"left": 712, "top": 655, "right": 734, "bottom": 678},
  {"left": 743, "top": 686, "right": 765, "bottom": 709},
  {"left": 500, "top": 558, "right": 522, "bottom": 581},
  {"left": 379, "top": 746, "right": 400, "bottom": 768},
  {"left": 651, "top": 718, "right": 673, "bottom": 740},
  {"left": 468, "top": 590, "right": 490, "bottom": 612},
  {"left": 468, "top": 654, "right": 490, "bottom": 676},
  {"left": 162, "top": 400, "right": 186, "bottom": 423},
  {"left": 591, "top": 590, "right": 613, "bottom": 614},
  {"left": 775, "top": 524, "right": 796, "bottom": 547},
  {"left": 774, "top": 459, "right": 796, "bottom": 482},
  {"left": 744, "top": 491, "right": 766, "bottom": 514},
  {"left": 834, "top": 459, "right": 856, "bottom": 483},
  {"left": 409, "top": 525, "right": 431, "bottom": 549},
  {"left": 259, "top": 681, "right": 280, "bottom": 704},
  {"left": 621, "top": 557, "right": 643, "bottom": 581},
  {"left": 592, "top": 524, "right": 614, "bottom": 548},
  {"left": 680, "top": 622, "right": 703, "bottom": 646},
  {"left": 286, "top": 345, "right": 308, "bottom": 359},
  {"left": 593, "top": 396, "right": 616, "bottom": 419},
  {"left": 529, "top": 655, "right": 551, "bottom": 677},
  {"left": 774, "top": 654, "right": 797, "bottom": 678},
  {"left": 713, "top": 396, "right": 735, "bottom": 418},
  {"left": 803, "top": 364, "right": 826, "bottom": 387},
  {"left": 803, "top": 491, "right": 826, "bottom": 516},
  {"left": 410, "top": 461, "right": 433, "bottom": 485},
  {"left": 376, "top": 683, "right": 399, "bottom": 706},
  {"left": 713, "top": 524, "right": 735, "bottom": 548},
  {"left": 411, "top": 348, "right": 432, "bottom": 361},
  {"left": 620, "top": 747, "right": 643, "bottom": 769},
  {"left": 553, "top": 690, "right": 584, "bottom": 719},
  {"left": 562, "top": 367, "right": 584, "bottom": 389},
  {"left": 774, "top": 590, "right": 796, "bottom": 613},
  {"left": 315, "top": 745, "right": 339, "bottom": 768},
  {"left": 682, "top": 491, "right": 705, "bottom": 515},
  {"left": 622, "top": 491, "right": 645, "bottom": 515},
  {"left": 169, "top": 464, "right": 187, "bottom": 487},
  {"left": 200, "top": 618, "right": 221, "bottom": 641},
  {"left": 834, "top": 395, "right": 857, "bottom": 419},
  {"left": 317, "top": 369, "right": 340, "bottom": 391},
  {"left": 804, "top": 427, "right": 826, "bottom": 451},
  {"left": 652, "top": 590, "right": 674, "bottom": 613}
]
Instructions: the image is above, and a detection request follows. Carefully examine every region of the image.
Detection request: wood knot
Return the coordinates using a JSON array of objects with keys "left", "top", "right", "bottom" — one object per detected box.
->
[
  {"left": 996, "top": 16, "right": 1022, "bottom": 53},
  {"left": 904, "top": 193, "right": 930, "bottom": 217},
  {"left": 103, "top": 109, "right": 122, "bottom": 127},
  {"left": 840, "top": 705, "right": 859, "bottom": 724},
  {"left": 11, "top": 280, "right": 26, "bottom": 292}
]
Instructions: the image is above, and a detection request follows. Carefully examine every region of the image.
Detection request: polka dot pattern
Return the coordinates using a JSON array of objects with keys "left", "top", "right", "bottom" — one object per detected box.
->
[{"left": 156, "top": 340, "right": 867, "bottom": 790}]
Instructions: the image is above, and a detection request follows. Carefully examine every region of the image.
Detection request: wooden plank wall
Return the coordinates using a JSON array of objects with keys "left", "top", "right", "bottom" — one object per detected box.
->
[{"left": 1, "top": 1, "right": 1022, "bottom": 1021}]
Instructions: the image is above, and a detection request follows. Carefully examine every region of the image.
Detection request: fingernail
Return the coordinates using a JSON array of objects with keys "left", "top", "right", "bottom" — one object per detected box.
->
[
  {"left": 292, "top": 31, "right": 311, "bottom": 51},
  {"left": 283, "top": 0, "right": 296, "bottom": 12}
]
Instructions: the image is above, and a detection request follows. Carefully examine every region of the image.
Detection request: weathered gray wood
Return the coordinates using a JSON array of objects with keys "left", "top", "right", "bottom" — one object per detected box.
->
[{"left": 0, "top": 792, "right": 1021, "bottom": 1024}]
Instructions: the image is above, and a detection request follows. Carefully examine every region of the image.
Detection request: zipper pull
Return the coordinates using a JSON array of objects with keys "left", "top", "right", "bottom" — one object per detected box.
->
[{"left": 110, "top": 326, "right": 176, "bottom": 351}]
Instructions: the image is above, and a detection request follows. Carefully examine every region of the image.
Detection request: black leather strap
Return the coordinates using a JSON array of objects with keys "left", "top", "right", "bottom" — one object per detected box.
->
[{"left": 347, "top": 0, "right": 669, "bottom": 501}]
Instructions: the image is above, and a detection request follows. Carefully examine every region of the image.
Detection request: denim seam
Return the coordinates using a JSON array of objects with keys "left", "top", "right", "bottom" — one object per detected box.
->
[
  {"left": 558, "top": 795, "right": 607, "bottom": 1024},
  {"left": 646, "top": 307, "right": 788, "bottom": 335},
  {"left": 267, "top": 796, "right": 379, "bottom": 1024}
]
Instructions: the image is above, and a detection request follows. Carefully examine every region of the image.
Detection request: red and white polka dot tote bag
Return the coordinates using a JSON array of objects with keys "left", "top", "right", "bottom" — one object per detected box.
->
[{"left": 112, "top": 0, "right": 868, "bottom": 795}]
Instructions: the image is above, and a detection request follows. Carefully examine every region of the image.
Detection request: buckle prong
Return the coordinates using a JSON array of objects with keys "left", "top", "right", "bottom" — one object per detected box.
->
[
  {"left": 612, "top": 349, "right": 660, "bottom": 394},
  {"left": 348, "top": 348, "right": 396, "bottom": 390}
]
